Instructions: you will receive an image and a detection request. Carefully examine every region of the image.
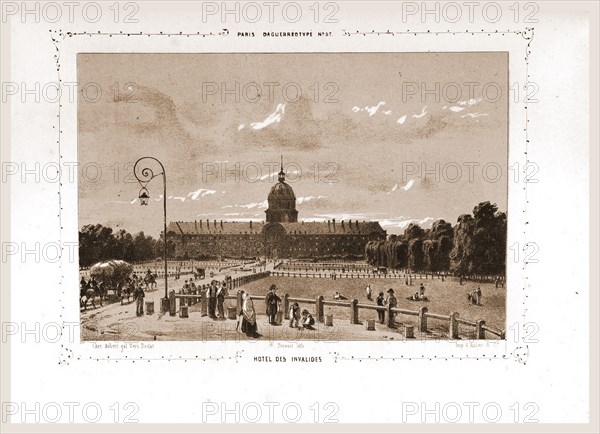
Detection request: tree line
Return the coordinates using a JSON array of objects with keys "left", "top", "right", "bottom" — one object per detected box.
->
[
  {"left": 365, "top": 201, "right": 506, "bottom": 276},
  {"left": 79, "top": 224, "right": 175, "bottom": 268}
]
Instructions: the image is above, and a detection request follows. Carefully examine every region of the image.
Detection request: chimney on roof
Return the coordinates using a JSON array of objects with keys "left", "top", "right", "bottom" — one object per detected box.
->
[
  {"left": 220, "top": 220, "right": 223, "bottom": 229},
  {"left": 206, "top": 219, "right": 209, "bottom": 228},
  {"left": 199, "top": 219, "right": 202, "bottom": 229},
  {"left": 356, "top": 220, "right": 359, "bottom": 229},
  {"left": 328, "top": 220, "right": 331, "bottom": 231},
  {"left": 249, "top": 221, "right": 253, "bottom": 230},
  {"left": 214, "top": 219, "right": 217, "bottom": 229},
  {"left": 332, "top": 218, "right": 336, "bottom": 232}
]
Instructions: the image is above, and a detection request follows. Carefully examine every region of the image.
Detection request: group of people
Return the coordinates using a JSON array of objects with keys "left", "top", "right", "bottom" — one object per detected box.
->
[
  {"left": 375, "top": 288, "right": 398, "bottom": 324},
  {"left": 182, "top": 279, "right": 228, "bottom": 319},
  {"left": 79, "top": 277, "right": 105, "bottom": 310},
  {"left": 264, "top": 285, "right": 316, "bottom": 330},
  {"left": 288, "top": 302, "right": 316, "bottom": 330},
  {"left": 406, "top": 283, "right": 428, "bottom": 301},
  {"left": 235, "top": 284, "right": 318, "bottom": 338},
  {"left": 79, "top": 275, "right": 146, "bottom": 315},
  {"left": 208, "top": 280, "right": 227, "bottom": 319}
]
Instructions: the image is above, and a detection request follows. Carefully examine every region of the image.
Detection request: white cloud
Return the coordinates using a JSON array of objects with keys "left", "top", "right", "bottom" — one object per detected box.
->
[
  {"left": 296, "top": 195, "right": 326, "bottom": 204},
  {"left": 412, "top": 106, "right": 428, "bottom": 118},
  {"left": 386, "top": 179, "right": 414, "bottom": 195},
  {"left": 379, "top": 216, "right": 441, "bottom": 232},
  {"left": 188, "top": 188, "right": 217, "bottom": 200},
  {"left": 458, "top": 98, "right": 481, "bottom": 106},
  {"left": 461, "top": 112, "right": 488, "bottom": 118},
  {"left": 352, "top": 101, "right": 386, "bottom": 117},
  {"left": 223, "top": 200, "right": 268, "bottom": 210},
  {"left": 401, "top": 179, "right": 415, "bottom": 191},
  {"left": 250, "top": 103, "right": 285, "bottom": 130}
]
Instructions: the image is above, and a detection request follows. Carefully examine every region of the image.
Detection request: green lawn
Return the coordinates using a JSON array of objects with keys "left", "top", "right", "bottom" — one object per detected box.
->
[{"left": 239, "top": 275, "right": 506, "bottom": 338}]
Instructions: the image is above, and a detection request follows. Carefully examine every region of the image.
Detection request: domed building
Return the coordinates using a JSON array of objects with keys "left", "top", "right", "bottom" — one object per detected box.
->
[
  {"left": 166, "top": 159, "right": 386, "bottom": 259},
  {"left": 265, "top": 163, "right": 298, "bottom": 223}
]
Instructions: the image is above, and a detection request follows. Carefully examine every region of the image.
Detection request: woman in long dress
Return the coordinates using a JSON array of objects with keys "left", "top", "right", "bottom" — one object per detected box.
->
[{"left": 240, "top": 292, "right": 258, "bottom": 337}]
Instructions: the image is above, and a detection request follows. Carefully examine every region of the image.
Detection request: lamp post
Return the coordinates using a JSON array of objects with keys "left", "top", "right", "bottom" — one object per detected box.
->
[{"left": 133, "top": 157, "right": 170, "bottom": 313}]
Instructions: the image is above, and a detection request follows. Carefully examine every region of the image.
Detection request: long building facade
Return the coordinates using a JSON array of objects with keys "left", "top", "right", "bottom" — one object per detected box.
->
[{"left": 167, "top": 164, "right": 386, "bottom": 260}]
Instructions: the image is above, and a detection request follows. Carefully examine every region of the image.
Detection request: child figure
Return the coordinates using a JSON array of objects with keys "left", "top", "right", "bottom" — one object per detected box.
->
[
  {"left": 289, "top": 302, "right": 301, "bottom": 328},
  {"left": 301, "top": 309, "right": 316, "bottom": 330}
]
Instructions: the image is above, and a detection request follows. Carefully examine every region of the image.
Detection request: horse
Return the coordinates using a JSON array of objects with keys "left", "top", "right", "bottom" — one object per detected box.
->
[
  {"left": 81, "top": 286, "right": 103, "bottom": 310},
  {"left": 144, "top": 273, "right": 157, "bottom": 291},
  {"left": 121, "top": 283, "right": 133, "bottom": 305}
]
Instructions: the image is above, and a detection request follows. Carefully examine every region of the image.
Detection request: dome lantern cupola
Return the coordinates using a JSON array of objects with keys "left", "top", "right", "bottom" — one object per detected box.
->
[{"left": 265, "top": 156, "right": 298, "bottom": 223}]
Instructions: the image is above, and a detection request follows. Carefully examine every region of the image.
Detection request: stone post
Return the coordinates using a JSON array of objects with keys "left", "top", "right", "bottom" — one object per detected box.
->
[
  {"left": 145, "top": 300, "right": 154, "bottom": 315},
  {"left": 449, "top": 312, "right": 459, "bottom": 339},
  {"left": 316, "top": 295, "right": 324, "bottom": 323},
  {"left": 283, "top": 294, "right": 290, "bottom": 320},
  {"left": 476, "top": 319, "right": 486, "bottom": 339},
  {"left": 418, "top": 306, "right": 428, "bottom": 332},
  {"left": 169, "top": 290, "right": 176, "bottom": 316},
  {"left": 350, "top": 299, "right": 359, "bottom": 324}
]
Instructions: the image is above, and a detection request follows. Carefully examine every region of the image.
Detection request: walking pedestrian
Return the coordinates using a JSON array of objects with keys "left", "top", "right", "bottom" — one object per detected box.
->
[
  {"left": 239, "top": 291, "right": 258, "bottom": 337},
  {"left": 134, "top": 285, "right": 145, "bottom": 316},
  {"left": 216, "top": 282, "right": 226, "bottom": 319},
  {"left": 365, "top": 284, "right": 372, "bottom": 300},
  {"left": 376, "top": 291, "right": 385, "bottom": 324}
]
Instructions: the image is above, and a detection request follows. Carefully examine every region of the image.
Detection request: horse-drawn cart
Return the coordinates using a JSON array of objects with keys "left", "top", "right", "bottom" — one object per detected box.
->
[{"left": 90, "top": 260, "right": 133, "bottom": 288}]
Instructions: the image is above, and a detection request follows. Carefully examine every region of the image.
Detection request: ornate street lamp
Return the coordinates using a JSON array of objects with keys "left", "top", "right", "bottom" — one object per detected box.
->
[
  {"left": 138, "top": 187, "right": 150, "bottom": 206},
  {"left": 133, "top": 157, "right": 170, "bottom": 313}
]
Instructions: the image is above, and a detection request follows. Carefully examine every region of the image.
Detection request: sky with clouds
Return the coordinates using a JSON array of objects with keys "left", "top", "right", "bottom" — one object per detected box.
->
[{"left": 78, "top": 52, "right": 508, "bottom": 237}]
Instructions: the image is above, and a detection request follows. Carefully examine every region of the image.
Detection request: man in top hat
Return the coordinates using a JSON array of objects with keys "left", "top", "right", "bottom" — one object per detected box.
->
[
  {"left": 376, "top": 291, "right": 386, "bottom": 324},
  {"left": 265, "top": 284, "right": 281, "bottom": 325},
  {"left": 386, "top": 288, "right": 398, "bottom": 325}
]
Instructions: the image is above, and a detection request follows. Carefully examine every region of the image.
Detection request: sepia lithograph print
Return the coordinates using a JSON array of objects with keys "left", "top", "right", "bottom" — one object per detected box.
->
[{"left": 78, "top": 52, "right": 508, "bottom": 341}]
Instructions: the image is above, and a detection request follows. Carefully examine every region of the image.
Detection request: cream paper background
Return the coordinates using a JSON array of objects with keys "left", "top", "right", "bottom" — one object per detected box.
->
[{"left": 3, "top": 1, "right": 593, "bottom": 427}]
